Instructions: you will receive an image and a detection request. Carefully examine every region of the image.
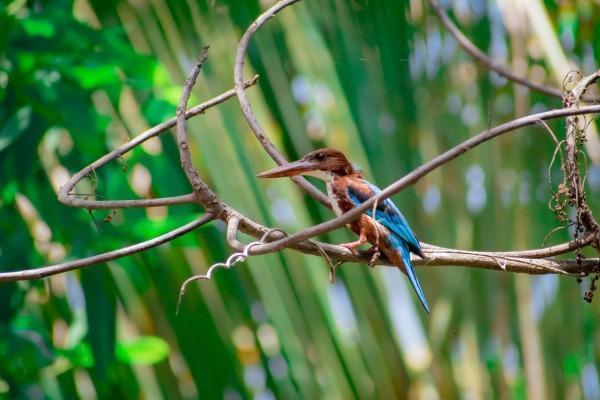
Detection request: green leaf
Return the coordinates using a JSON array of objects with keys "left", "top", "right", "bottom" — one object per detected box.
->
[
  {"left": 116, "top": 336, "right": 170, "bottom": 365},
  {"left": 0, "top": 107, "right": 31, "bottom": 152},
  {"left": 21, "top": 18, "right": 55, "bottom": 38},
  {"left": 0, "top": 328, "right": 55, "bottom": 382},
  {"left": 0, "top": 180, "right": 17, "bottom": 204},
  {"left": 59, "top": 342, "right": 95, "bottom": 369},
  {"left": 563, "top": 352, "right": 581, "bottom": 377},
  {"left": 68, "top": 65, "right": 119, "bottom": 89},
  {"left": 82, "top": 267, "right": 116, "bottom": 381}
]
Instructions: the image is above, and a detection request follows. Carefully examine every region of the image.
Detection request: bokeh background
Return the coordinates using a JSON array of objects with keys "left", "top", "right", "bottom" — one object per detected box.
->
[{"left": 1, "top": 0, "right": 600, "bottom": 398}]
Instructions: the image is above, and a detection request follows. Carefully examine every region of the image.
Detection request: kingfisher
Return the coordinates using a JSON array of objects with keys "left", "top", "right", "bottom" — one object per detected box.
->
[{"left": 257, "top": 148, "right": 430, "bottom": 313}]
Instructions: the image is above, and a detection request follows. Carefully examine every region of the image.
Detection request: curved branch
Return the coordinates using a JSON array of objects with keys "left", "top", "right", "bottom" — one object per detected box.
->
[
  {"left": 247, "top": 104, "right": 600, "bottom": 254},
  {"left": 175, "top": 46, "right": 221, "bottom": 213},
  {"left": 61, "top": 194, "right": 197, "bottom": 210},
  {"left": 0, "top": 213, "right": 215, "bottom": 282},
  {"left": 563, "top": 70, "right": 600, "bottom": 249},
  {"left": 422, "top": 232, "right": 596, "bottom": 259},
  {"left": 8, "top": 1, "right": 596, "bottom": 285},
  {"left": 222, "top": 207, "right": 598, "bottom": 275},
  {"left": 418, "top": 251, "right": 596, "bottom": 275},
  {"left": 233, "top": 0, "right": 331, "bottom": 208},
  {"left": 58, "top": 75, "right": 259, "bottom": 210},
  {"left": 426, "top": 0, "right": 598, "bottom": 102}
]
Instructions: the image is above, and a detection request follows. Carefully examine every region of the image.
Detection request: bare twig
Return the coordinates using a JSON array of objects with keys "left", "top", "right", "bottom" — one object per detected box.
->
[
  {"left": 419, "top": 250, "right": 596, "bottom": 275},
  {"left": 426, "top": 0, "right": 599, "bottom": 102},
  {"left": 536, "top": 119, "right": 560, "bottom": 145},
  {"left": 5, "top": 0, "right": 599, "bottom": 288},
  {"left": 233, "top": 0, "right": 331, "bottom": 208},
  {"left": 222, "top": 205, "right": 598, "bottom": 275},
  {"left": 175, "top": 46, "right": 221, "bottom": 213},
  {"left": 423, "top": 232, "right": 595, "bottom": 259},
  {"left": 176, "top": 228, "right": 286, "bottom": 314},
  {"left": 0, "top": 214, "right": 215, "bottom": 282},
  {"left": 244, "top": 105, "right": 600, "bottom": 255},
  {"left": 563, "top": 70, "right": 600, "bottom": 249},
  {"left": 58, "top": 75, "right": 259, "bottom": 210}
]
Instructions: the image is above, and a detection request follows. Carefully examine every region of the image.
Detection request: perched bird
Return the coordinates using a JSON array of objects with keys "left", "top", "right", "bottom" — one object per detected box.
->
[{"left": 257, "top": 148, "right": 429, "bottom": 313}]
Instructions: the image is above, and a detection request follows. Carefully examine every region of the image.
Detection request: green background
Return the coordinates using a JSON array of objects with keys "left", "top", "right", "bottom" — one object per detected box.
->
[{"left": 1, "top": 0, "right": 599, "bottom": 398}]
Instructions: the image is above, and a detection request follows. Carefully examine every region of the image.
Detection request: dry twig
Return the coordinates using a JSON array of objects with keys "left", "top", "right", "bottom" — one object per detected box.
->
[
  {"left": 425, "top": 0, "right": 599, "bottom": 102},
  {"left": 1, "top": 0, "right": 598, "bottom": 287}
]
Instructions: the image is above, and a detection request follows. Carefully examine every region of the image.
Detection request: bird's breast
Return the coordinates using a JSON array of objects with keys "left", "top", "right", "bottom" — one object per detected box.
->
[
  {"left": 326, "top": 181, "right": 344, "bottom": 217},
  {"left": 326, "top": 178, "right": 356, "bottom": 218}
]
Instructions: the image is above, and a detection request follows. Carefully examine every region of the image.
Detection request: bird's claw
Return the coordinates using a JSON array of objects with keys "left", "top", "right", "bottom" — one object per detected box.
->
[
  {"left": 368, "top": 247, "right": 380, "bottom": 268},
  {"left": 340, "top": 243, "right": 359, "bottom": 255}
]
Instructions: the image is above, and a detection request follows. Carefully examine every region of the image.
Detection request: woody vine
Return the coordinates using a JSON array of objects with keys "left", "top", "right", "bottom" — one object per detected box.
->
[{"left": 2, "top": 0, "right": 599, "bottom": 304}]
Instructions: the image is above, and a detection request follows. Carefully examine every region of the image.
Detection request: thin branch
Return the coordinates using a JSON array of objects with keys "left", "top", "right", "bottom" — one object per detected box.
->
[
  {"left": 536, "top": 119, "right": 560, "bottom": 145},
  {"left": 233, "top": 0, "right": 331, "bottom": 208},
  {"left": 245, "top": 105, "right": 600, "bottom": 255},
  {"left": 0, "top": 213, "right": 215, "bottom": 282},
  {"left": 57, "top": 75, "right": 259, "bottom": 210},
  {"left": 62, "top": 194, "right": 197, "bottom": 210},
  {"left": 222, "top": 205, "right": 598, "bottom": 275},
  {"left": 418, "top": 251, "right": 597, "bottom": 275},
  {"left": 226, "top": 215, "right": 243, "bottom": 249},
  {"left": 426, "top": 0, "right": 599, "bottom": 102},
  {"left": 175, "top": 46, "right": 221, "bottom": 213},
  {"left": 422, "top": 232, "right": 596, "bottom": 259},
  {"left": 6, "top": 0, "right": 597, "bottom": 286},
  {"left": 563, "top": 70, "right": 600, "bottom": 247}
]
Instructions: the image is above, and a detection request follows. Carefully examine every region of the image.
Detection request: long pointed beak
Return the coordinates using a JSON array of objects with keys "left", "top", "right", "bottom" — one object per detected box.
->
[{"left": 256, "top": 160, "right": 317, "bottom": 178}]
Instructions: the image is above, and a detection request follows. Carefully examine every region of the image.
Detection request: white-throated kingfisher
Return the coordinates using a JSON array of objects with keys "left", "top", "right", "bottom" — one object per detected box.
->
[{"left": 257, "top": 148, "right": 430, "bottom": 313}]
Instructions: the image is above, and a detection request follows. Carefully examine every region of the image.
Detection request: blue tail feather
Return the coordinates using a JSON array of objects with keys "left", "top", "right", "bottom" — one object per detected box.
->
[{"left": 399, "top": 245, "right": 430, "bottom": 314}]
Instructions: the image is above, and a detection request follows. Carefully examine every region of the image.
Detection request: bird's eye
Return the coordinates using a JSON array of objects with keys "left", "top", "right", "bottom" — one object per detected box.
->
[{"left": 315, "top": 153, "right": 325, "bottom": 161}]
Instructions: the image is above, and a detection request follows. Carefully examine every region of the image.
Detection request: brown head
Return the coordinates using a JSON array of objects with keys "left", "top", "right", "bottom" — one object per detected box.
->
[{"left": 256, "top": 148, "right": 357, "bottom": 180}]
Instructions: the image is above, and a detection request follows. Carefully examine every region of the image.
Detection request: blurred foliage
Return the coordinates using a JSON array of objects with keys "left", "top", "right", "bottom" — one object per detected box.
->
[{"left": 0, "top": 0, "right": 599, "bottom": 398}]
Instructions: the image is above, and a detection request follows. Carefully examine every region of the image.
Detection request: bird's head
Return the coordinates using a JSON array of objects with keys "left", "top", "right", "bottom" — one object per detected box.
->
[{"left": 257, "top": 148, "right": 356, "bottom": 180}]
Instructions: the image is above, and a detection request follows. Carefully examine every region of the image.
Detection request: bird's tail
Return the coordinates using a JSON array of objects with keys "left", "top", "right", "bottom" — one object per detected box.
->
[{"left": 399, "top": 245, "right": 430, "bottom": 314}]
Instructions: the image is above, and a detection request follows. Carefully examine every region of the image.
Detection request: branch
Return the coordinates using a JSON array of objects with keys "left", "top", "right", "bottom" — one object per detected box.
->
[
  {"left": 175, "top": 46, "right": 221, "bottom": 213},
  {"left": 426, "top": 0, "right": 599, "bottom": 102},
  {"left": 246, "top": 105, "right": 600, "bottom": 255},
  {"left": 422, "top": 232, "right": 596, "bottom": 259},
  {"left": 6, "top": 2, "right": 599, "bottom": 285},
  {"left": 222, "top": 205, "right": 598, "bottom": 275},
  {"left": 233, "top": 0, "right": 331, "bottom": 208},
  {"left": 417, "top": 251, "right": 596, "bottom": 275},
  {"left": 2, "top": 49, "right": 228, "bottom": 283},
  {"left": 58, "top": 75, "right": 259, "bottom": 210},
  {"left": 0, "top": 213, "right": 215, "bottom": 282},
  {"left": 563, "top": 70, "right": 600, "bottom": 248}
]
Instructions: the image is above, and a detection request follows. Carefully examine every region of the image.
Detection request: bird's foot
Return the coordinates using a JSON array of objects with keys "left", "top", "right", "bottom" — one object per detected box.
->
[
  {"left": 340, "top": 242, "right": 360, "bottom": 255},
  {"left": 339, "top": 233, "right": 368, "bottom": 255},
  {"left": 368, "top": 246, "right": 380, "bottom": 268}
]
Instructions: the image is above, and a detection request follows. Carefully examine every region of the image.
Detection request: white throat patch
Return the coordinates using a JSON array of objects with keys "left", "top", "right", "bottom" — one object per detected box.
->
[
  {"left": 325, "top": 176, "right": 345, "bottom": 217},
  {"left": 303, "top": 170, "right": 344, "bottom": 217},
  {"left": 304, "top": 170, "right": 331, "bottom": 181}
]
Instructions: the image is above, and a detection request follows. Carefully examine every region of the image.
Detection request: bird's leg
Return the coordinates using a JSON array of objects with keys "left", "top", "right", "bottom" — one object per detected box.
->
[
  {"left": 368, "top": 218, "right": 381, "bottom": 267},
  {"left": 368, "top": 246, "right": 380, "bottom": 268},
  {"left": 340, "top": 231, "right": 367, "bottom": 255}
]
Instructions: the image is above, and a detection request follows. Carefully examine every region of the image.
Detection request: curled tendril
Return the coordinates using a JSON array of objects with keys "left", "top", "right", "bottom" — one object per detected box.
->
[{"left": 176, "top": 228, "right": 286, "bottom": 314}]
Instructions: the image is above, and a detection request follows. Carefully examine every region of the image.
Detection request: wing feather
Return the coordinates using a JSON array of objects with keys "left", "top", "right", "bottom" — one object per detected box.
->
[{"left": 346, "top": 180, "right": 423, "bottom": 257}]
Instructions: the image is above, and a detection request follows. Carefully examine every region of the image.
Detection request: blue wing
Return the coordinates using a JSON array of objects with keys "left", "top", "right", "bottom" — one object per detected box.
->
[
  {"left": 346, "top": 181, "right": 424, "bottom": 257},
  {"left": 347, "top": 180, "right": 429, "bottom": 313}
]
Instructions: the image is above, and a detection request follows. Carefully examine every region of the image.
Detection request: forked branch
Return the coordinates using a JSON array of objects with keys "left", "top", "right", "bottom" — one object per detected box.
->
[{"left": 1, "top": 0, "right": 598, "bottom": 286}]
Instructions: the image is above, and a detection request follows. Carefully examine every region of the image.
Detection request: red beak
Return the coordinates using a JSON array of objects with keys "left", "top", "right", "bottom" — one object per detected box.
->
[{"left": 256, "top": 160, "right": 318, "bottom": 178}]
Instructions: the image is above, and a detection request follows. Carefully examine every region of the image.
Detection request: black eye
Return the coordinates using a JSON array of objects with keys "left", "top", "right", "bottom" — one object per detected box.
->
[{"left": 314, "top": 153, "right": 325, "bottom": 161}]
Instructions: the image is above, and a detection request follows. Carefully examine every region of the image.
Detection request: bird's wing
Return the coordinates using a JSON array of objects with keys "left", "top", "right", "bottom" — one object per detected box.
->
[
  {"left": 346, "top": 179, "right": 430, "bottom": 313},
  {"left": 346, "top": 179, "right": 423, "bottom": 257}
]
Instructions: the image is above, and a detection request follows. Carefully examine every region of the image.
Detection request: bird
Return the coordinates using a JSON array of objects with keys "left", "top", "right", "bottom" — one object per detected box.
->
[{"left": 257, "top": 148, "right": 430, "bottom": 313}]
